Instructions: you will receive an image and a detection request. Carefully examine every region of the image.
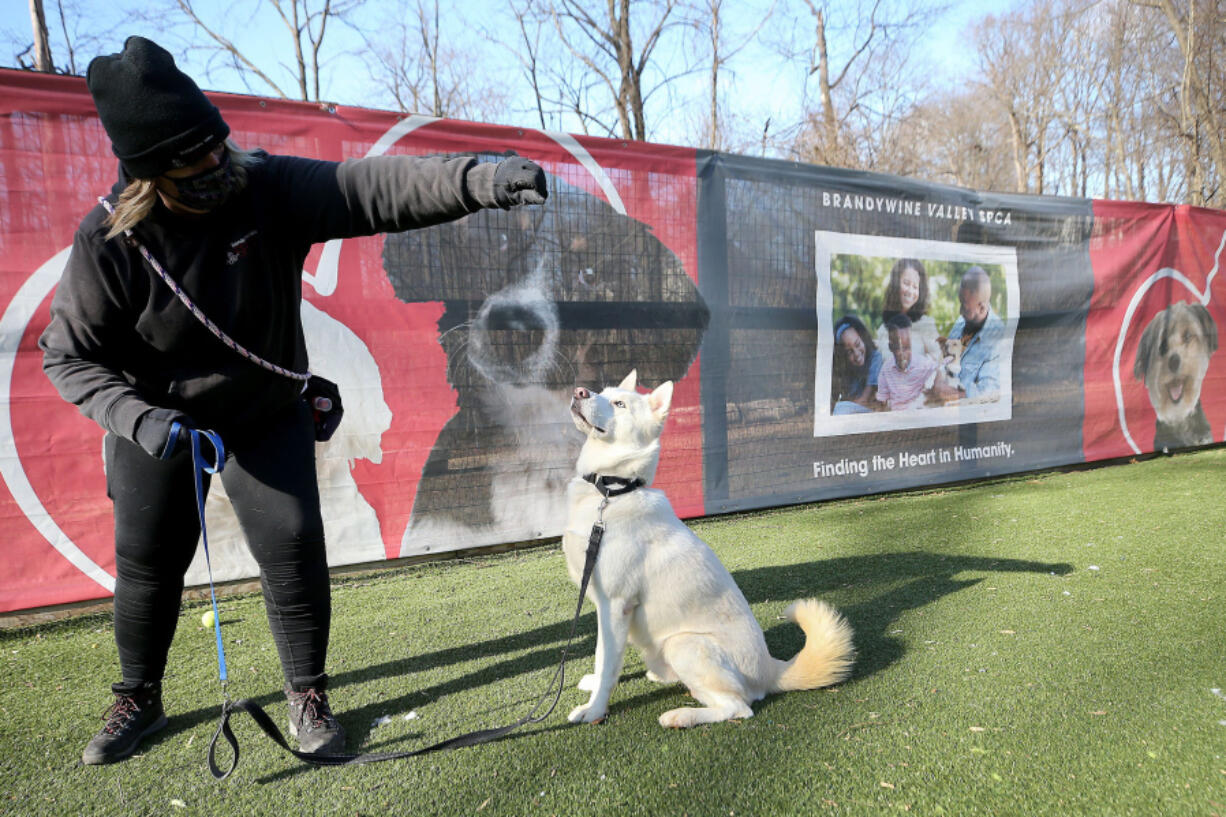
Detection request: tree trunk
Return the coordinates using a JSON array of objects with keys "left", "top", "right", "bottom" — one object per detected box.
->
[
  {"left": 708, "top": 0, "right": 719, "bottom": 149},
  {"left": 815, "top": 9, "right": 839, "bottom": 161},
  {"left": 613, "top": 0, "right": 636, "bottom": 139},
  {"left": 1150, "top": 0, "right": 1226, "bottom": 206},
  {"left": 29, "top": 0, "right": 53, "bottom": 72}
]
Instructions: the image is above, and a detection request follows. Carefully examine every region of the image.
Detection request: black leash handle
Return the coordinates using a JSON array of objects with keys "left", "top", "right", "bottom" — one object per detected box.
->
[{"left": 208, "top": 519, "right": 605, "bottom": 779}]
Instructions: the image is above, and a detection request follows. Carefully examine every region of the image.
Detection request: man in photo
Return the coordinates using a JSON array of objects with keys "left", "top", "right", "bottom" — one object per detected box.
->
[
  {"left": 938, "top": 266, "right": 1003, "bottom": 402},
  {"left": 875, "top": 314, "right": 938, "bottom": 411}
]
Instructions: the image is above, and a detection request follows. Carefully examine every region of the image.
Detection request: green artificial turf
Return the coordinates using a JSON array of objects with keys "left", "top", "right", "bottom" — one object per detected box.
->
[{"left": 3, "top": 448, "right": 1226, "bottom": 816}]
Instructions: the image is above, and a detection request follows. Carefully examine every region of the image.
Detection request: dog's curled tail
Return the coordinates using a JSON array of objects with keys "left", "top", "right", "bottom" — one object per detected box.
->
[{"left": 770, "top": 599, "right": 855, "bottom": 693}]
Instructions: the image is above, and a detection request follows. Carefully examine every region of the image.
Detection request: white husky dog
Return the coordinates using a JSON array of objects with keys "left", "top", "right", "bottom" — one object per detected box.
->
[{"left": 563, "top": 371, "right": 855, "bottom": 728}]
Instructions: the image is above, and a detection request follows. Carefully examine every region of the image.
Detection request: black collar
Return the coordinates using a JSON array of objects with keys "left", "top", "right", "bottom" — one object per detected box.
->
[{"left": 582, "top": 473, "right": 645, "bottom": 498}]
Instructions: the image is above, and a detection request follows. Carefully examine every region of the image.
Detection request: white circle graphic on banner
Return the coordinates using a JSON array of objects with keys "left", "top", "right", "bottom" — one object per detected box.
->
[
  {"left": 305, "top": 117, "right": 626, "bottom": 297},
  {"left": 0, "top": 247, "right": 115, "bottom": 592},
  {"left": 10, "top": 118, "right": 628, "bottom": 594}
]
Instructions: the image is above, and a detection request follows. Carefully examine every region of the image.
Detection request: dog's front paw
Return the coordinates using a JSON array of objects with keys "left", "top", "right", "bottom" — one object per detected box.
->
[
  {"left": 568, "top": 703, "right": 607, "bottom": 724},
  {"left": 577, "top": 673, "right": 598, "bottom": 692},
  {"left": 659, "top": 707, "right": 705, "bottom": 729}
]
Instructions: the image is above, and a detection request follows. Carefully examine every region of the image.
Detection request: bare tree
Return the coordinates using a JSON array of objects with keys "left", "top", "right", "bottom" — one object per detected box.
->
[
  {"left": 364, "top": 6, "right": 434, "bottom": 114},
  {"left": 51, "top": 0, "right": 79, "bottom": 74},
  {"left": 896, "top": 87, "right": 1017, "bottom": 190},
  {"left": 1081, "top": 0, "right": 1176, "bottom": 201},
  {"left": 16, "top": 0, "right": 118, "bottom": 74},
  {"left": 28, "top": 0, "right": 53, "bottom": 71},
  {"left": 781, "top": 0, "right": 941, "bottom": 168},
  {"left": 376, "top": 0, "right": 447, "bottom": 116},
  {"left": 970, "top": 3, "right": 1085, "bottom": 195},
  {"left": 162, "top": 0, "right": 359, "bottom": 101},
  {"left": 498, "top": 1, "right": 550, "bottom": 129},
  {"left": 542, "top": 0, "right": 692, "bottom": 141},
  {"left": 361, "top": 1, "right": 509, "bottom": 123},
  {"left": 270, "top": 0, "right": 339, "bottom": 101},
  {"left": 804, "top": 0, "right": 853, "bottom": 164},
  {"left": 1132, "top": 0, "right": 1226, "bottom": 206},
  {"left": 688, "top": 0, "right": 775, "bottom": 150},
  {"left": 893, "top": 0, "right": 1203, "bottom": 202}
]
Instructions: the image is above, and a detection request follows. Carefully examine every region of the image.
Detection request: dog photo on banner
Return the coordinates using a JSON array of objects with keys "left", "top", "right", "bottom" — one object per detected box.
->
[{"left": 381, "top": 163, "right": 709, "bottom": 555}]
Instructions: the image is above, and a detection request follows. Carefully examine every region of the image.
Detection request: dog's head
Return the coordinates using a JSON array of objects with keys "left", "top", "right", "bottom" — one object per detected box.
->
[
  {"left": 941, "top": 335, "right": 964, "bottom": 363},
  {"left": 1133, "top": 301, "right": 1218, "bottom": 423},
  {"left": 381, "top": 158, "right": 708, "bottom": 400},
  {"left": 570, "top": 370, "right": 674, "bottom": 482},
  {"left": 938, "top": 335, "right": 962, "bottom": 378}
]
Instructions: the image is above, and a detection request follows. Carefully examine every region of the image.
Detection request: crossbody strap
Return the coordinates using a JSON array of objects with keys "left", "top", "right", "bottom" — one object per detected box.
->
[{"left": 98, "top": 196, "right": 310, "bottom": 383}]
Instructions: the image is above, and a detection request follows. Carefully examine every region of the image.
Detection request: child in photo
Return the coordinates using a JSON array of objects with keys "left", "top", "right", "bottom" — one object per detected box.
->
[{"left": 875, "top": 314, "right": 938, "bottom": 411}]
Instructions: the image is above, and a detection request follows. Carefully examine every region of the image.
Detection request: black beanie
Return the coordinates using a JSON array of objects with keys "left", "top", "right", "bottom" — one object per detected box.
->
[{"left": 86, "top": 36, "right": 230, "bottom": 179}]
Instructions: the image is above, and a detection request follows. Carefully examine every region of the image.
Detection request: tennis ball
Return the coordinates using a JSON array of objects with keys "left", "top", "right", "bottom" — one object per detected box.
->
[{"left": 201, "top": 609, "right": 216, "bottom": 628}]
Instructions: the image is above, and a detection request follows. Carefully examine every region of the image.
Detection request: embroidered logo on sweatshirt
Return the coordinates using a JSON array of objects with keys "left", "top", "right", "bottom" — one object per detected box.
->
[{"left": 227, "top": 230, "right": 258, "bottom": 265}]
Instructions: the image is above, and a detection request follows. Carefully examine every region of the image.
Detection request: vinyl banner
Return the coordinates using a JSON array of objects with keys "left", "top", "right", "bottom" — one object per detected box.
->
[
  {"left": 2, "top": 70, "right": 1223, "bottom": 613},
  {"left": 697, "top": 154, "right": 1095, "bottom": 514},
  {"left": 1083, "top": 201, "right": 1226, "bottom": 461},
  {"left": 0, "top": 70, "right": 703, "bottom": 612}
]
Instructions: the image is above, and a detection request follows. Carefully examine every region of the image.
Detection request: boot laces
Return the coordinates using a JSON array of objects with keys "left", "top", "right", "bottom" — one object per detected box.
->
[
  {"left": 102, "top": 695, "right": 142, "bottom": 735},
  {"left": 294, "top": 689, "right": 333, "bottom": 728}
]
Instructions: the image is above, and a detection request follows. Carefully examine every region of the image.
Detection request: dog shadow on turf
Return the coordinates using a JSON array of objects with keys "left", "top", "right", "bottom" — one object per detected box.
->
[{"left": 163, "top": 549, "right": 1070, "bottom": 779}]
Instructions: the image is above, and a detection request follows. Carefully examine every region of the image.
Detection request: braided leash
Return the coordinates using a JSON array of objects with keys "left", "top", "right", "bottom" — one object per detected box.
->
[{"left": 97, "top": 197, "right": 309, "bottom": 383}]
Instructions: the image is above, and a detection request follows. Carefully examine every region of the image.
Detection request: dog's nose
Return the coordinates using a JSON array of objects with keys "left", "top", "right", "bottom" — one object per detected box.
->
[
  {"left": 486, "top": 302, "right": 547, "bottom": 332},
  {"left": 573, "top": 386, "right": 590, "bottom": 400},
  {"left": 1168, "top": 353, "right": 1181, "bottom": 373}
]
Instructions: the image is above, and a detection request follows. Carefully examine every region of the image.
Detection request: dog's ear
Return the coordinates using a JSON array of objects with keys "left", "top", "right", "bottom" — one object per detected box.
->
[
  {"left": 1134, "top": 310, "right": 1164, "bottom": 381},
  {"left": 1190, "top": 303, "right": 1218, "bottom": 355},
  {"left": 618, "top": 370, "right": 638, "bottom": 391},
  {"left": 648, "top": 381, "right": 674, "bottom": 419}
]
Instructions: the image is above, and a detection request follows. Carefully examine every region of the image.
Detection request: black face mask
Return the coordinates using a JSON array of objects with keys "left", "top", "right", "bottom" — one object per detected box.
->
[{"left": 164, "top": 151, "right": 243, "bottom": 211}]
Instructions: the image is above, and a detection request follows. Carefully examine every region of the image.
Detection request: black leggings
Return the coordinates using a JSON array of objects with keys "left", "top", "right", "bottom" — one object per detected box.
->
[{"left": 105, "top": 399, "right": 330, "bottom": 692}]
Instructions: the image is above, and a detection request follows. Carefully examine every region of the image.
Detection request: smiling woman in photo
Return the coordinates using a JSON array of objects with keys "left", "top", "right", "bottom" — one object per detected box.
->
[
  {"left": 875, "top": 258, "right": 942, "bottom": 367},
  {"left": 831, "top": 315, "right": 882, "bottom": 414}
]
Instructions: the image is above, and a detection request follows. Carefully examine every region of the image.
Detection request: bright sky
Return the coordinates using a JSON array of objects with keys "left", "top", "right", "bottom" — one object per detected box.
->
[{"left": 1, "top": 0, "right": 1022, "bottom": 150}]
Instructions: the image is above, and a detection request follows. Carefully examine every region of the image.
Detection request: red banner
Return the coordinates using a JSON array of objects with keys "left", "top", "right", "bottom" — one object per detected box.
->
[
  {"left": 1, "top": 70, "right": 701, "bottom": 612},
  {"left": 1085, "top": 201, "right": 1226, "bottom": 461}
]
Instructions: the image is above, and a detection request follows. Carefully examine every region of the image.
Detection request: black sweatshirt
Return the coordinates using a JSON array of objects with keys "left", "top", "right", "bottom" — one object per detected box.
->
[{"left": 40, "top": 152, "right": 502, "bottom": 443}]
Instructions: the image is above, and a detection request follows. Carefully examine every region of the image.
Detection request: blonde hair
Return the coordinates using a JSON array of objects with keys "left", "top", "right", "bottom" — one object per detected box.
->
[{"left": 103, "top": 141, "right": 263, "bottom": 239}]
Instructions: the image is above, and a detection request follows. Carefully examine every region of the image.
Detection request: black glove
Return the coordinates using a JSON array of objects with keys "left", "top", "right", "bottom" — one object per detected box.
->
[
  {"left": 133, "top": 407, "right": 194, "bottom": 460},
  {"left": 305, "top": 375, "right": 344, "bottom": 442},
  {"left": 492, "top": 157, "right": 548, "bottom": 208}
]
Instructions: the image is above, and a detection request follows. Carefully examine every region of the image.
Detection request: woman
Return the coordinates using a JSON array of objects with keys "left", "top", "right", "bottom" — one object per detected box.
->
[
  {"left": 39, "top": 36, "right": 547, "bottom": 765},
  {"left": 875, "top": 258, "right": 942, "bottom": 367},
  {"left": 832, "top": 315, "right": 882, "bottom": 414}
]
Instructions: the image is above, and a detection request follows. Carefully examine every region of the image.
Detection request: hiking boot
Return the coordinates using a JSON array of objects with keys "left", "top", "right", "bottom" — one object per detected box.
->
[
  {"left": 81, "top": 682, "right": 168, "bottom": 765},
  {"left": 286, "top": 685, "right": 345, "bottom": 754}
]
